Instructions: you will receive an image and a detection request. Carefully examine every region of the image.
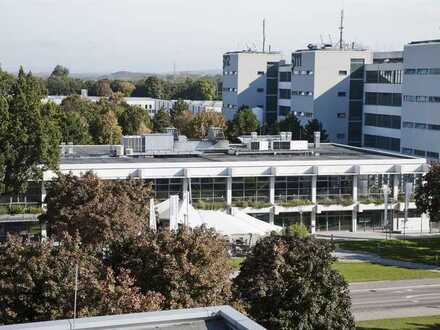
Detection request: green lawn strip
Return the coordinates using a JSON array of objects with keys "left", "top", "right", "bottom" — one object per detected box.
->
[
  {"left": 338, "top": 238, "right": 440, "bottom": 266},
  {"left": 333, "top": 262, "right": 440, "bottom": 282},
  {"left": 228, "top": 257, "right": 245, "bottom": 272},
  {"left": 356, "top": 315, "right": 440, "bottom": 329}
]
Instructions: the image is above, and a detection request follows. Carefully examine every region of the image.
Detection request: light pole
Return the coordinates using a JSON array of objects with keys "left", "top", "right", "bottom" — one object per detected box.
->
[
  {"left": 404, "top": 182, "right": 413, "bottom": 240},
  {"left": 382, "top": 184, "right": 391, "bottom": 240}
]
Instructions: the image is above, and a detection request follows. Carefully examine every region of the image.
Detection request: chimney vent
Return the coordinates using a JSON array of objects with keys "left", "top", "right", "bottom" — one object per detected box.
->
[{"left": 314, "top": 131, "right": 321, "bottom": 149}]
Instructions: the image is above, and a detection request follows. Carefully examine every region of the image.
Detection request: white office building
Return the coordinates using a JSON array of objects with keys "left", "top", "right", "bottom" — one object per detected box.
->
[{"left": 222, "top": 51, "right": 283, "bottom": 121}]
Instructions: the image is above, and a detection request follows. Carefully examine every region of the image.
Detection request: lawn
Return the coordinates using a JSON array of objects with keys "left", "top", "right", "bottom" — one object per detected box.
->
[
  {"left": 333, "top": 262, "right": 440, "bottom": 282},
  {"left": 356, "top": 315, "right": 440, "bottom": 329},
  {"left": 338, "top": 238, "right": 440, "bottom": 266},
  {"left": 228, "top": 257, "right": 245, "bottom": 271}
]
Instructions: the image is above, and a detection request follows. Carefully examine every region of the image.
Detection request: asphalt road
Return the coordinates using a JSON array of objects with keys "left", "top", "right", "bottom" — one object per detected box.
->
[{"left": 351, "top": 278, "right": 440, "bottom": 321}]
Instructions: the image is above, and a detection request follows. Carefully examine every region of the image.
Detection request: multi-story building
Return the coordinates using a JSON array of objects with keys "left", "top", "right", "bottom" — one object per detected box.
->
[
  {"left": 222, "top": 51, "right": 283, "bottom": 121},
  {"left": 401, "top": 40, "right": 440, "bottom": 161},
  {"left": 362, "top": 51, "right": 403, "bottom": 152},
  {"left": 290, "top": 46, "right": 372, "bottom": 145},
  {"left": 277, "top": 63, "right": 292, "bottom": 121}
]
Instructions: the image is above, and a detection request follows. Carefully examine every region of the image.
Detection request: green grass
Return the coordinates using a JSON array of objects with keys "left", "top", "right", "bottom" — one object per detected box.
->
[
  {"left": 334, "top": 262, "right": 440, "bottom": 282},
  {"left": 356, "top": 315, "right": 440, "bottom": 329},
  {"left": 228, "top": 257, "right": 245, "bottom": 271},
  {"left": 338, "top": 238, "right": 440, "bottom": 266}
]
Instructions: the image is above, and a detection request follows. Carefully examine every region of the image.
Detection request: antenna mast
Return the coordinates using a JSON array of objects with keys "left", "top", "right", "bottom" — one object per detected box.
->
[
  {"left": 262, "top": 19, "right": 266, "bottom": 52},
  {"left": 339, "top": 9, "right": 344, "bottom": 49}
]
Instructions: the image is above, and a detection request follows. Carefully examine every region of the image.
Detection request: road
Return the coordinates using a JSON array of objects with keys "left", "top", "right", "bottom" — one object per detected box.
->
[{"left": 351, "top": 278, "right": 440, "bottom": 321}]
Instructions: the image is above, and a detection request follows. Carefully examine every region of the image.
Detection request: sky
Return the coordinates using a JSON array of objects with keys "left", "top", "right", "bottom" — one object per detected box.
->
[{"left": 0, "top": 0, "right": 439, "bottom": 74}]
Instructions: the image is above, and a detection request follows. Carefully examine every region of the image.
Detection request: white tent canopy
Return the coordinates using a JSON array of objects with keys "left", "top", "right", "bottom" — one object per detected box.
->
[{"left": 156, "top": 197, "right": 282, "bottom": 236}]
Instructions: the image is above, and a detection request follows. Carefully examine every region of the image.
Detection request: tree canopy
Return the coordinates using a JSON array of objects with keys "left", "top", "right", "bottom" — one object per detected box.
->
[
  {"left": 0, "top": 68, "right": 61, "bottom": 194},
  {"left": 189, "top": 110, "right": 226, "bottom": 139},
  {"left": 233, "top": 234, "right": 354, "bottom": 330},
  {"left": 227, "top": 106, "right": 259, "bottom": 140},
  {"left": 278, "top": 113, "right": 303, "bottom": 140},
  {"left": 416, "top": 164, "right": 440, "bottom": 222},
  {"left": 152, "top": 108, "right": 172, "bottom": 133},
  {"left": 303, "top": 119, "right": 329, "bottom": 143}
]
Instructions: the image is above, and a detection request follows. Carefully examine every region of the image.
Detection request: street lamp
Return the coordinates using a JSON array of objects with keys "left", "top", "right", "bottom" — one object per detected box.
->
[
  {"left": 382, "top": 184, "right": 391, "bottom": 240},
  {"left": 403, "top": 182, "right": 413, "bottom": 240}
]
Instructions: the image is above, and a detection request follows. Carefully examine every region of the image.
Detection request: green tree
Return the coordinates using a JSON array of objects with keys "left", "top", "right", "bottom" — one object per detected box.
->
[
  {"left": 47, "top": 65, "right": 82, "bottom": 95},
  {"left": 93, "top": 110, "right": 122, "bottom": 144},
  {"left": 0, "top": 69, "right": 16, "bottom": 96},
  {"left": 144, "top": 76, "right": 166, "bottom": 98},
  {"left": 174, "top": 111, "right": 194, "bottom": 137},
  {"left": 61, "top": 111, "right": 93, "bottom": 144},
  {"left": 188, "top": 79, "right": 217, "bottom": 100},
  {"left": 152, "top": 108, "right": 172, "bottom": 133},
  {"left": 118, "top": 105, "right": 151, "bottom": 135},
  {"left": 40, "top": 172, "right": 153, "bottom": 248},
  {"left": 228, "top": 106, "right": 259, "bottom": 140},
  {"left": 233, "top": 234, "right": 354, "bottom": 329},
  {"left": 189, "top": 110, "right": 226, "bottom": 138},
  {"left": 0, "top": 235, "right": 162, "bottom": 325},
  {"left": 303, "top": 119, "right": 329, "bottom": 143},
  {"left": 108, "top": 226, "right": 233, "bottom": 309},
  {"left": 95, "top": 79, "right": 112, "bottom": 97},
  {"left": 278, "top": 113, "right": 303, "bottom": 140},
  {"left": 0, "top": 68, "right": 61, "bottom": 194},
  {"left": 170, "top": 99, "right": 188, "bottom": 124},
  {"left": 111, "top": 80, "right": 136, "bottom": 96},
  {"left": 416, "top": 164, "right": 440, "bottom": 222}
]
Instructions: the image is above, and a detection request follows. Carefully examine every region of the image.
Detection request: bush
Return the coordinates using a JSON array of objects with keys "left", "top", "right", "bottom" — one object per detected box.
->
[
  {"left": 287, "top": 223, "right": 310, "bottom": 238},
  {"left": 233, "top": 234, "right": 354, "bottom": 330},
  {"left": 280, "top": 199, "right": 313, "bottom": 208}
]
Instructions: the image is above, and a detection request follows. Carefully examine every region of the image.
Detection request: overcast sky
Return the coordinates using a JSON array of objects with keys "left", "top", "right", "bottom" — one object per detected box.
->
[{"left": 0, "top": 0, "right": 439, "bottom": 74}]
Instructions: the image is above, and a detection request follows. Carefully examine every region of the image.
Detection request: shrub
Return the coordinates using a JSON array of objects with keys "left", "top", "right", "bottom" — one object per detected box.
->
[{"left": 287, "top": 223, "right": 310, "bottom": 238}]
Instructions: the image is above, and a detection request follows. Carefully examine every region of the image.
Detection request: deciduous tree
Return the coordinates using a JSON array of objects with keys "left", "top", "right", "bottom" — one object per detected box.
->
[
  {"left": 40, "top": 172, "right": 153, "bottom": 248},
  {"left": 233, "top": 234, "right": 354, "bottom": 330},
  {"left": 152, "top": 108, "right": 172, "bottom": 133},
  {"left": 118, "top": 104, "right": 151, "bottom": 135},
  {"left": 278, "top": 113, "right": 303, "bottom": 140},
  {"left": 189, "top": 110, "right": 226, "bottom": 138},
  {"left": 303, "top": 119, "right": 329, "bottom": 143},
  {"left": 416, "top": 164, "right": 440, "bottom": 222},
  {"left": 227, "top": 106, "right": 259, "bottom": 140}
]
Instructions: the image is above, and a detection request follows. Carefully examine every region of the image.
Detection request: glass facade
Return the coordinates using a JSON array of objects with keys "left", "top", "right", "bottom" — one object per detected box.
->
[
  {"left": 275, "top": 176, "right": 312, "bottom": 203},
  {"left": 364, "top": 134, "right": 400, "bottom": 152},
  {"left": 265, "top": 62, "right": 279, "bottom": 126},
  {"left": 358, "top": 174, "right": 394, "bottom": 202},
  {"left": 191, "top": 178, "right": 227, "bottom": 203},
  {"left": 274, "top": 212, "right": 311, "bottom": 229},
  {"left": 348, "top": 59, "right": 365, "bottom": 146},
  {"left": 365, "top": 70, "right": 403, "bottom": 84},
  {"left": 147, "top": 178, "right": 184, "bottom": 201},
  {"left": 317, "top": 212, "right": 352, "bottom": 232},
  {"left": 232, "top": 177, "right": 270, "bottom": 204},
  {"left": 357, "top": 211, "right": 385, "bottom": 232},
  {"left": 316, "top": 176, "right": 353, "bottom": 202},
  {"left": 364, "top": 113, "right": 401, "bottom": 129},
  {"left": 365, "top": 92, "right": 402, "bottom": 107}
]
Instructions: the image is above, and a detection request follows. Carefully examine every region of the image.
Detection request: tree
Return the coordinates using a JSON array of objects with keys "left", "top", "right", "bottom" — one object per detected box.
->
[
  {"left": 228, "top": 106, "right": 259, "bottom": 140},
  {"left": 61, "top": 111, "right": 93, "bottom": 144},
  {"left": 0, "top": 69, "right": 16, "bottom": 96},
  {"left": 152, "top": 108, "right": 172, "bottom": 133},
  {"left": 174, "top": 111, "right": 194, "bottom": 137},
  {"left": 95, "top": 79, "right": 112, "bottom": 97},
  {"left": 233, "top": 234, "right": 354, "bottom": 330},
  {"left": 94, "top": 110, "right": 122, "bottom": 144},
  {"left": 189, "top": 111, "right": 226, "bottom": 138},
  {"left": 0, "top": 235, "right": 162, "bottom": 325},
  {"left": 0, "top": 68, "right": 61, "bottom": 194},
  {"left": 170, "top": 99, "right": 188, "bottom": 124},
  {"left": 303, "top": 119, "right": 329, "bottom": 143},
  {"left": 188, "top": 79, "right": 217, "bottom": 100},
  {"left": 108, "top": 226, "right": 233, "bottom": 309},
  {"left": 416, "top": 164, "right": 440, "bottom": 222},
  {"left": 111, "top": 80, "right": 136, "bottom": 96},
  {"left": 47, "top": 65, "right": 82, "bottom": 95},
  {"left": 144, "top": 76, "right": 166, "bottom": 99},
  {"left": 40, "top": 172, "right": 153, "bottom": 248},
  {"left": 278, "top": 113, "right": 303, "bottom": 140},
  {"left": 118, "top": 105, "right": 151, "bottom": 135}
]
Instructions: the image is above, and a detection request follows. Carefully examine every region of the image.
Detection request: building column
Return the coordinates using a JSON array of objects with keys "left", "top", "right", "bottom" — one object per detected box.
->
[
  {"left": 311, "top": 207, "right": 317, "bottom": 234},
  {"left": 353, "top": 175, "right": 358, "bottom": 203},
  {"left": 269, "top": 176, "right": 275, "bottom": 205},
  {"left": 352, "top": 208, "right": 358, "bottom": 232},
  {"left": 41, "top": 180, "right": 47, "bottom": 204},
  {"left": 226, "top": 177, "right": 232, "bottom": 206},
  {"left": 393, "top": 174, "right": 399, "bottom": 202},
  {"left": 312, "top": 176, "right": 317, "bottom": 204},
  {"left": 269, "top": 211, "right": 275, "bottom": 225}
]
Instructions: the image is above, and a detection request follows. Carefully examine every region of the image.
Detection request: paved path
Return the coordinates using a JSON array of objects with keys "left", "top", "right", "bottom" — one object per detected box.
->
[
  {"left": 316, "top": 231, "right": 440, "bottom": 241},
  {"left": 351, "top": 278, "right": 440, "bottom": 321},
  {"left": 335, "top": 248, "right": 440, "bottom": 271}
]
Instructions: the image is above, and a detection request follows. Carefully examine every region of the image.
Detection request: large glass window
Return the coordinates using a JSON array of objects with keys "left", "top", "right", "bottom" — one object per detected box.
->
[
  {"left": 397, "top": 174, "right": 423, "bottom": 202},
  {"left": 316, "top": 176, "right": 353, "bottom": 203},
  {"left": 279, "top": 71, "right": 291, "bottom": 82},
  {"left": 363, "top": 134, "right": 400, "bottom": 152},
  {"left": 274, "top": 212, "right": 311, "bottom": 229},
  {"left": 365, "top": 93, "right": 402, "bottom": 107},
  {"left": 232, "top": 177, "right": 270, "bottom": 205},
  {"left": 358, "top": 174, "right": 394, "bottom": 202},
  {"left": 317, "top": 212, "right": 352, "bottom": 231},
  {"left": 364, "top": 114, "right": 401, "bottom": 129},
  {"left": 191, "top": 178, "right": 227, "bottom": 204},
  {"left": 279, "top": 89, "right": 291, "bottom": 99},
  {"left": 148, "top": 178, "right": 183, "bottom": 201},
  {"left": 275, "top": 176, "right": 312, "bottom": 204}
]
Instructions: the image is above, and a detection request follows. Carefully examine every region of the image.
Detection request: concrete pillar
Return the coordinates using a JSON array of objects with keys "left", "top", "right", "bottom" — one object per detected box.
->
[
  {"left": 41, "top": 180, "right": 47, "bottom": 204},
  {"left": 269, "top": 211, "right": 275, "bottom": 225},
  {"left": 312, "top": 176, "right": 317, "bottom": 204},
  {"left": 352, "top": 208, "right": 357, "bottom": 232},
  {"left": 269, "top": 176, "right": 275, "bottom": 205},
  {"left": 226, "top": 177, "right": 232, "bottom": 206},
  {"left": 353, "top": 175, "right": 358, "bottom": 203},
  {"left": 311, "top": 207, "right": 317, "bottom": 234}
]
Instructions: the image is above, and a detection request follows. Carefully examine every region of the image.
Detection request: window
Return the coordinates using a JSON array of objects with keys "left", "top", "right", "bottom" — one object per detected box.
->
[
  {"left": 191, "top": 178, "right": 227, "bottom": 204},
  {"left": 257, "top": 88, "right": 264, "bottom": 93},
  {"left": 364, "top": 113, "right": 401, "bottom": 129},
  {"left": 337, "top": 133, "right": 345, "bottom": 139},
  {"left": 427, "top": 151, "right": 439, "bottom": 159},
  {"left": 257, "top": 71, "right": 265, "bottom": 75},
  {"left": 292, "top": 53, "right": 302, "bottom": 67},
  {"left": 279, "top": 89, "right": 291, "bottom": 99},
  {"left": 365, "top": 93, "right": 402, "bottom": 107},
  {"left": 338, "top": 92, "right": 347, "bottom": 97},
  {"left": 232, "top": 177, "right": 270, "bottom": 204},
  {"left": 317, "top": 176, "right": 353, "bottom": 200},
  {"left": 278, "top": 106, "right": 290, "bottom": 116},
  {"left": 337, "top": 113, "right": 346, "bottom": 118},
  {"left": 275, "top": 176, "right": 312, "bottom": 203},
  {"left": 363, "top": 134, "right": 400, "bottom": 152},
  {"left": 339, "top": 70, "right": 348, "bottom": 75},
  {"left": 279, "top": 71, "right": 291, "bottom": 82}
]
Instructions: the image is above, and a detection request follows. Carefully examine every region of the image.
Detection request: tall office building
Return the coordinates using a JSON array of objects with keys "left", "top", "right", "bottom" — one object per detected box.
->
[
  {"left": 401, "top": 40, "right": 440, "bottom": 161},
  {"left": 222, "top": 51, "right": 283, "bottom": 121},
  {"left": 290, "top": 47, "right": 372, "bottom": 145}
]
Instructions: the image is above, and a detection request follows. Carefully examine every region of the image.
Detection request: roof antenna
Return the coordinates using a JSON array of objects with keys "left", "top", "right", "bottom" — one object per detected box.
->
[
  {"left": 339, "top": 8, "right": 344, "bottom": 49},
  {"left": 262, "top": 19, "right": 266, "bottom": 52}
]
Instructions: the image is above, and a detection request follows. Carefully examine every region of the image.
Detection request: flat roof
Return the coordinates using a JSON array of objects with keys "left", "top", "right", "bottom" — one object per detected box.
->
[{"left": 60, "top": 144, "right": 420, "bottom": 166}]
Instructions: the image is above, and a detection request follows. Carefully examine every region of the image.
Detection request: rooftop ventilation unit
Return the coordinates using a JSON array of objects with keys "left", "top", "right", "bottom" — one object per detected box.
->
[{"left": 249, "top": 140, "right": 269, "bottom": 151}]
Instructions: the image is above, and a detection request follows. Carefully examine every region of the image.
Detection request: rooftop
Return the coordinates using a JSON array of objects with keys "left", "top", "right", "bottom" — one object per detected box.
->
[
  {"left": 0, "top": 306, "right": 265, "bottom": 330},
  {"left": 59, "top": 143, "right": 419, "bottom": 166}
]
